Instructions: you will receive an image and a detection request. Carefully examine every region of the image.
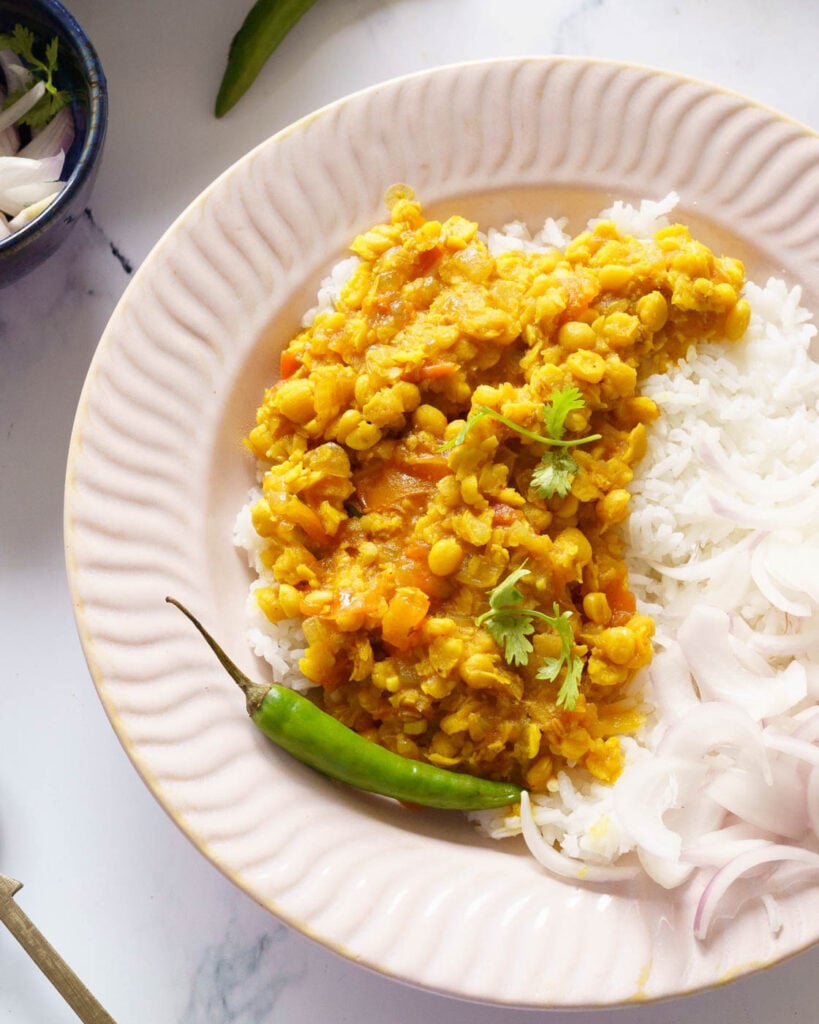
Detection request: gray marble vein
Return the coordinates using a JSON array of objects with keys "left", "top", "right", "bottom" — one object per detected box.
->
[
  {"left": 181, "top": 917, "right": 304, "bottom": 1024},
  {"left": 82, "top": 207, "right": 135, "bottom": 277},
  {"left": 553, "top": 0, "right": 605, "bottom": 53}
]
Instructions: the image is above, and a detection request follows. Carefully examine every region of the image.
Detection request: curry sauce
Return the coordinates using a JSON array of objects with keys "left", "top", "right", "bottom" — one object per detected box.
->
[{"left": 244, "top": 187, "right": 749, "bottom": 792}]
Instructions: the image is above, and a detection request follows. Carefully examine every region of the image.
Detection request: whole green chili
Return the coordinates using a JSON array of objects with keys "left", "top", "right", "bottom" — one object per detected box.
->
[
  {"left": 215, "top": 0, "right": 320, "bottom": 117},
  {"left": 167, "top": 597, "right": 521, "bottom": 811}
]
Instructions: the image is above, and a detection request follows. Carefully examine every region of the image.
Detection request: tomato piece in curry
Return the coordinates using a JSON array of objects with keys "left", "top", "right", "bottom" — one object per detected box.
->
[{"left": 244, "top": 187, "right": 749, "bottom": 793}]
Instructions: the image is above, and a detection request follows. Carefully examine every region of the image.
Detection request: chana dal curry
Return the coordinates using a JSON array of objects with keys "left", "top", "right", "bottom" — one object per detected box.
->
[{"left": 244, "top": 187, "right": 749, "bottom": 794}]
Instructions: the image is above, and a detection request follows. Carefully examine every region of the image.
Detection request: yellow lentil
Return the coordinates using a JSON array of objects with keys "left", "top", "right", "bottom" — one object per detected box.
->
[
  {"left": 428, "top": 538, "right": 465, "bottom": 576},
  {"left": 244, "top": 189, "right": 749, "bottom": 791}
]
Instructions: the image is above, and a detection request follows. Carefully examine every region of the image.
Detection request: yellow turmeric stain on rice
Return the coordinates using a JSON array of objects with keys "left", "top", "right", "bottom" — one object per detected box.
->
[{"left": 245, "top": 185, "right": 748, "bottom": 792}]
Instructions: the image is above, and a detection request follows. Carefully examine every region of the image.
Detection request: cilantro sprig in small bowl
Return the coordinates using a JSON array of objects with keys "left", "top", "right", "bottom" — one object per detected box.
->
[{"left": 0, "top": 0, "right": 106, "bottom": 285}]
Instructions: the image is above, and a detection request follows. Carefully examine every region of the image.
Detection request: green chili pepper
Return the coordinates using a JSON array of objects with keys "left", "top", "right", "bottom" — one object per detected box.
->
[
  {"left": 215, "top": 0, "right": 320, "bottom": 117},
  {"left": 167, "top": 597, "right": 521, "bottom": 811}
]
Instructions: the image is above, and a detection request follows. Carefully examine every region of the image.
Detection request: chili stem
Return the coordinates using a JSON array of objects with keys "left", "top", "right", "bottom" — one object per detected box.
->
[{"left": 166, "top": 597, "right": 270, "bottom": 715}]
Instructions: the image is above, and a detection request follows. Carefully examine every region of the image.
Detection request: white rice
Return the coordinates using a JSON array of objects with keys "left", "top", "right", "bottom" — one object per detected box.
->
[
  {"left": 627, "top": 276, "right": 819, "bottom": 635},
  {"left": 233, "top": 494, "right": 309, "bottom": 691},
  {"left": 236, "top": 196, "right": 819, "bottom": 878}
]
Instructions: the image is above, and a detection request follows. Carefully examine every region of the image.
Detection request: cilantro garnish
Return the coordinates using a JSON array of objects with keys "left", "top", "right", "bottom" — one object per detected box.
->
[
  {"left": 530, "top": 448, "right": 577, "bottom": 499},
  {"left": 476, "top": 564, "right": 584, "bottom": 709},
  {"left": 534, "top": 608, "right": 583, "bottom": 709},
  {"left": 0, "top": 24, "right": 71, "bottom": 129},
  {"left": 475, "top": 564, "right": 534, "bottom": 666},
  {"left": 440, "top": 386, "right": 601, "bottom": 499},
  {"left": 541, "top": 385, "right": 586, "bottom": 440}
]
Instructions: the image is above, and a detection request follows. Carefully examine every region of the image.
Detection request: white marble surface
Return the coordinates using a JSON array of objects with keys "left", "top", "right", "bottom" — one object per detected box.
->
[{"left": 2, "top": 1, "right": 819, "bottom": 1020}]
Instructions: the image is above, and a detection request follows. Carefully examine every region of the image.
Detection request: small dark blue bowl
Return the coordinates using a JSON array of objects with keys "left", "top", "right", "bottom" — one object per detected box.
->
[{"left": 0, "top": 0, "right": 107, "bottom": 286}]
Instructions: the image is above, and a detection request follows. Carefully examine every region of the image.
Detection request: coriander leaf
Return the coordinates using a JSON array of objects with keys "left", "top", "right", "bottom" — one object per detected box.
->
[
  {"left": 550, "top": 604, "right": 575, "bottom": 647},
  {"left": 441, "top": 393, "right": 600, "bottom": 461},
  {"left": 556, "top": 656, "right": 583, "bottom": 710},
  {"left": 437, "top": 407, "right": 493, "bottom": 452},
  {"left": 531, "top": 449, "right": 577, "bottom": 499},
  {"left": 477, "top": 570, "right": 586, "bottom": 703},
  {"left": 539, "top": 650, "right": 583, "bottom": 709},
  {"left": 483, "top": 563, "right": 530, "bottom": 613},
  {"left": 542, "top": 385, "right": 586, "bottom": 440},
  {"left": 535, "top": 606, "right": 582, "bottom": 710},
  {"left": 18, "top": 89, "right": 70, "bottom": 128},
  {"left": 447, "top": 388, "right": 603, "bottom": 644},
  {"left": 476, "top": 564, "right": 534, "bottom": 666},
  {"left": 536, "top": 655, "right": 561, "bottom": 683},
  {"left": 483, "top": 610, "right": 534, "bottom": 666},
  {"left": 440, "top": 404, "right": 562, "bottom": 454},
  {"left": 0, "top": 26, "right": 63, "bottom": 113},
  {"left": 45, "top": 37, "right": 59, "bottom": 75},
  {"left": 9, "top": 24, "right": 36, "bottom": 64}
]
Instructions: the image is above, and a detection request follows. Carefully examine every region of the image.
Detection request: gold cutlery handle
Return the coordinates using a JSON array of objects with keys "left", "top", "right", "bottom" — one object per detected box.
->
[{"left": 0, "top": 875, "right": 116, "bottom": 1024}]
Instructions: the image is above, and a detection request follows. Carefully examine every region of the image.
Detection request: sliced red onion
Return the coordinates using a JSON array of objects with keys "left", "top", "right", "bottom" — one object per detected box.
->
[
  {"left": 807, "top": 766, "right": 819, "bottom": 839},
  {"left": 19, "top": 107, "right": 74, "bottom": 161},
  {"left": 761, "top": 893, "right": 783, "bottom": 936},
  {"left": 8, "top": 192, "right": 62, "bottom": 231},
  {"left": 709, "top": 488, "right": 819, "bottom": 531},
  {"left": 657, "top": 700, "right": 771, "bottom": 782},
  {"left": 0, "top": 124, "right": 19, "bottom": 157},
  {"left": 668, "top": 793, "right": 727, "bottom": 838},
  {"left": 0, "top": 85, "right": 17, "bottom": 157},
  {"left": 751, "top": 540, "right": 813, "bottom": 617},
  {"left": 636, "top": 793, "right": 726, "bottom": 887},
  {"left": 763, "top": 731, "right": 819, "bottom": 766},
  {"left": 0, "top": 179, "right": 65, "bottom": 217},
  {"left": 727, "top": 631, "right": 775, "bottom": 676},
  {"left": 765, "top": 536, "right": 819, "bottom": 605},
  {"left": 678, "top": 605, "right": 806, "bottom": 720},
  {"left": 682, "top": 828, "right": 773, "bottom": 868},
  {"left": 731, "top": 614, "right": 819, "bottom": 658},
  {"left": 0, "top": 80, "right": 45, "bottom": 134},
  {"left": 794, "top": 711, "right": 819, "bottom": 742},
  {"left": 707, "top": 762, "right": 807, "bottom": 839},
  {"left": 703, "top": 821, "right": 778, "bottom": 842},
  {"left": 0, "top": 49, "right": 32, "bottom": 95},
  {"left": 697, "top": 432, "right": 819, "bottom": 504},
  {"left": 518, "top": 791, "right": 641, "bottom": 883},
  {"left": 0, "top": 151, "right": 64, "bottom": 189},
  {"left": 612, "top": 757, "right": 706, "bottom": 860},
  {"left": 636, "top": 848, "right": 695, "bottom": 889},
  {"left": 0, "top": 63, "right": 72, "bottom": 238},
  {"left": 694, "top": 843, "right": 819, "bottom": 940},
  {"left": 648, "top": 641, "right": 699, "bottom": 720},
  {"left": 0, "top": 179, "right": 66, "bottom": 217},
  {"left": 652, "top": 538, "right": 752, "bottom": 583}
]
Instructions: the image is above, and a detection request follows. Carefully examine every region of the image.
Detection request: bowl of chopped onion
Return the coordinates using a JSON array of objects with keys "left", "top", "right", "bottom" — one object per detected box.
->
[{"left": 0, "top": 0, "right": 106, "bottom": 285}]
